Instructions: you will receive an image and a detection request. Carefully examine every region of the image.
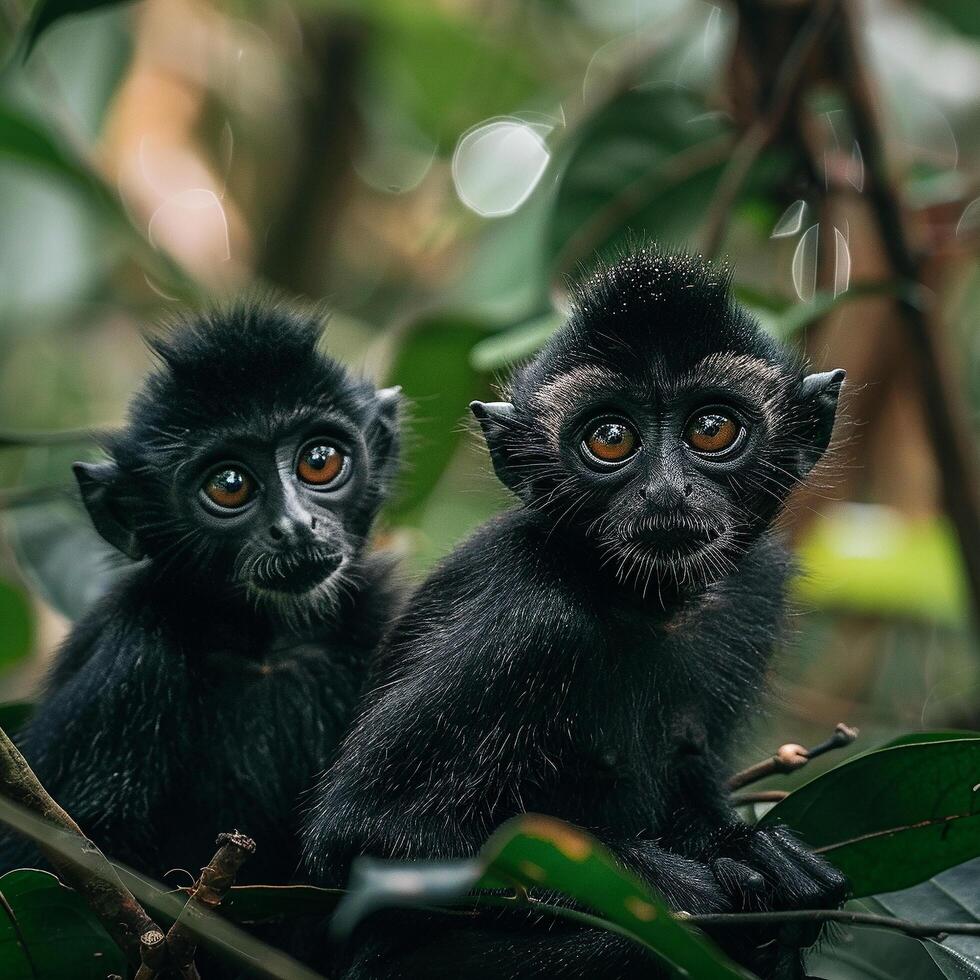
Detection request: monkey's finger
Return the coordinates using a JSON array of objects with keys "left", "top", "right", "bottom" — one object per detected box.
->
[
  {"left": 712, "top": 857, "right": 766, "bottom": 909},
  {"left": 758, "top": 827, "right": 848, "bottom": 904}
]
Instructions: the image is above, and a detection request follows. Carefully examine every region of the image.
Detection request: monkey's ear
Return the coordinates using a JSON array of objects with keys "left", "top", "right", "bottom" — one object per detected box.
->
[
  {"left": 796, "top": 369, "right": 846, "bottom": 476},
  {"left": 470, "top": 401, "right": 529, "bottom": 501},
  {"left": 369, "top": 386, "right": 402, "bottom": 486},
  {"left": 73, "top": 462, "right": 145, "bottom": 561}
]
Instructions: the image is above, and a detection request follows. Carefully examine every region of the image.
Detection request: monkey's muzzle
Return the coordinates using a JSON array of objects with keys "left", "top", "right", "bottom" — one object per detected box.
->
[{"left": 249, "top": 547, "right": 344, "bottom": 594}]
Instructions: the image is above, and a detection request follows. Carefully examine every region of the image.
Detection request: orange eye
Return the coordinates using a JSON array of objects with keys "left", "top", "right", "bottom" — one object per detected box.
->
[
  {"left": 583, "top": 420, "right": 638, "bottom": 465},
  {"left": 684, "top": 411, "right": 742, "bottom": 455},
  {"left": 297, "top": 443, "right": 346, "bottom": 487},
  {"left": 203, "top": 467, "right": 254, "bottom": 509}
]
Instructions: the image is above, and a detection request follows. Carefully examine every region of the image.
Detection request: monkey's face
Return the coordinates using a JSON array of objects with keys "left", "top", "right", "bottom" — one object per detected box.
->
[
  {"left": 472, "top": 248, "right": 844, "bottom": 598},
  {"left": 476, "top": 352, "right": 843, "bottom": 599},
  {"left": 158, "top": 405, "right": 393, "bottom": 617},
  {"left": 74, "top": 305, "right": 400, "bottom": 623}
]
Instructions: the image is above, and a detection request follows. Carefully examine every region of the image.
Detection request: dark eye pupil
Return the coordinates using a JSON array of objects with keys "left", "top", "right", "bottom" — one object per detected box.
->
[
  {"left": 596, "top": 423, "right": 626, "bottom": 446},
  {"left": 305, "top": 446, "right": 331, "bottom": 469},
  {"left": 698, "top": 415, "right": 725, "bottom": 436},
  {"left": 214, "top": 469, "right": 243, "bottom": 493}
]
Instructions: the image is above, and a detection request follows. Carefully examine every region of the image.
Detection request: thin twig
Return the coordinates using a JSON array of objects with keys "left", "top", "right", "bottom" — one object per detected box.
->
[
  {"left": 0, "top": 726, "right": 161, "bottom": 964},
  {"left": 727, "top": 723, "right": 858, "bottom": 791},
  {"left": 683, "top": 907, "right": 980, "bottom": 940},
  {"left": 0, "top": 428, "right": 100, "bottom": 448},
  {"left": 731, "top": 789, "right": 790, "bottom": 806},
  {"left": 150, "top": 831, "right": 256, "bottom": 980},
  {"left": 0, "top": 793, "right": 324, "bottom": 979},
  {"left": 701, "top": 0, "right": 840, "bottom": 258}
]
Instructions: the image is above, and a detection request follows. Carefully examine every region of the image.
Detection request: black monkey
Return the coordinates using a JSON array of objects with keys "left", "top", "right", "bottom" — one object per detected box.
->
[
  {"left": 302, "top": 249, "right": 848, "bottom": 978},
  {"left": 1, "top": 303, "right": 401, "bottom": 886}
]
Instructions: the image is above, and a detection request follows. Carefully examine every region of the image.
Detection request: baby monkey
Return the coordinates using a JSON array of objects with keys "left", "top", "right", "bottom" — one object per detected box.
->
[
  {"left": 1, "top": 303, "right": 401, "bottom": 885},
  {"left": 303, "top": 249, "right": 847, "bottom": 978}
]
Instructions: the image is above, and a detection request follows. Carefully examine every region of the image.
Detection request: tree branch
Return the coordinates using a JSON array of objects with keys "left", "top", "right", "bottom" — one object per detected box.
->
[
  {"left": 701, "top": 0, "right": 840, "bottom": 258},
  {"left": 683, "top": 907, "right": 980, "bottom": 940},
  {"left": 144, "top": 831, "right": 256, "bottom": 980},
  {"left": 828, "top": 2, "right": 980, "bottom": 632},
  {"left": 0, "top": 726, "right": 161, "bottom": 964},
  {"left": 727, "top": 723, "right": 858, "bottom": 791}
]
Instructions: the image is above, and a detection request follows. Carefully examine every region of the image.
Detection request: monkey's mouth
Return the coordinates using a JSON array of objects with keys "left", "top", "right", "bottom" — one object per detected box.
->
[
  {"left": 626, "top": 517, "right": 725, "bottom": 555},
  {"left": 246, "top": 548, "right": 344, "bottom": 595}
]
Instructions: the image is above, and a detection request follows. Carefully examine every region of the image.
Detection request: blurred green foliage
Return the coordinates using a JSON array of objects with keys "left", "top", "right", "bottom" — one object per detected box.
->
[{"left": 0, "top": 0, "right": 978, "bottom": 974}]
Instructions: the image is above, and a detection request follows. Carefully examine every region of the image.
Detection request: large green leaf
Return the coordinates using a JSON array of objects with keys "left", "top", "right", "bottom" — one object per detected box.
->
[
  {"left": 548, "top": 86, "right": 732, "bottom": 273},
  {"left": 761, "top": 738, "right": 980, "bottom": 897},
  {"left": 18, "top": 0, "right": 136, "bottom": 58},
  {"left": 0, "top": 101, "right": 195, "bottom": 297},
  {"left": 384, "top": 314, "right": 491, "bottom": 522},
  {"left": 807, "top": 858, "right": 980, "bottom": 980},
  {"left": 795, "top": 507, "right": 968, "bottom": 626},
  {"left": 0, "top": 869, "right": 126, "bottom": 979},
  {"left": 332, "top": 814, "right": 754, "bottom": 979},
  {"left": 0, "top": 579, "right": 32, "bottom": 670},
  {"left": 365, "top": 0, "right": 538, "bottom": 146},
  {"left": 5, "top": 500, "right": 125, "bottom": 622},
  {"left": 469, "top": 312, "right": 562, "bottom": 373},
  {"left": 0, "top": 103, "right": 102, "bottom": 192},
  {"left": 920, "top": 0, "right": 980, "bottom": 38}
]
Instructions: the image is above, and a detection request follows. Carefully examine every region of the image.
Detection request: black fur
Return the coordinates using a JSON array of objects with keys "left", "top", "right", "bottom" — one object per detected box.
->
[
  {"left": 302, "top": 249, "right": 847, "bottom": 978},
  {"left": 1, "top": 301, "right": 403, "bottom": 885}
]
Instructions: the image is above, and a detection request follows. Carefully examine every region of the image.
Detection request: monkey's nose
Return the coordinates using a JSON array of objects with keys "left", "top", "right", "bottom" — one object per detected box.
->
[{"left": 268, "top": 519, "right": 308, "bottom": 546}]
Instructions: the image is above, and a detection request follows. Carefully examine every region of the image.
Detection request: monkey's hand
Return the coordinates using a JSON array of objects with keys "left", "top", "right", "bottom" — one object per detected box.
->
[
  {"left": 614, "top": 839, "right": 736, "bottom": 915},
  {"left": 711, "top": 822, "right": 848, "bottom": 917}
]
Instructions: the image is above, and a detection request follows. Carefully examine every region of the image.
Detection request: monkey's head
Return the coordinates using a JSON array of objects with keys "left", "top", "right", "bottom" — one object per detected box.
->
[
  {"left": 472, "top": 248, "right": 844, "bottom": 597},
  {"left": 74, "top": 302, "right": 400, "bottom": 615}
]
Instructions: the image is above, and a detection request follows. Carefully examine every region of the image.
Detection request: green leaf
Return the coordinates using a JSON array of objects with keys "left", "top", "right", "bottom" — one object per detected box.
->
[
  {"left": 0, "top": 103, "right": 101, "bottom": 192},
  {"left": 761, "top": 739, "right": 980, "bottom": 897},
  {"left": 808, "top": 859, "right": 980, "bottom": 980},
  {"left": 365, "top": 0, "right": 538, "bottom": 145},
  {"left": 920, "top": 0, "right": 980, "bottom": 38},
  {"left": 794, "top": 507, "right": 968, "bottom": 627},
  {"left": 476, "top": 816, "right": 753, "bottom": 978},
  {"left": 878, "top": 732, "right": 980, "bottom": 750},
  {"left": 0, "top": 702, "right": 34, "bottom": 735},
  {"left": 548, "top": 86, "right": 731, "bottom": 274},
  {"left": 332, "top": 815, "right": 754, "bottom": 979},
  {"left": 0, "top": 101, "right": 196, "bottom": 297},
  {"left": 6, "top": 500, "right": 124, "bottom": 622},
  {"left": 19, "top": 0, "right": 135, "bottom": 58},
  {"left": 0, "top": 580, "right": 32, "bottom": 670},
  {"left": 0, "top": 869, "right": 126, "bottom": 979},
  {"left": 384, "top": 314, "right": 490, "bottom": 522},
  {"left": 469, "top": 312, "right": 561, "bottom": 373},
  {"left": 744, "top": 281, "right": 906, "bottom": 341}
]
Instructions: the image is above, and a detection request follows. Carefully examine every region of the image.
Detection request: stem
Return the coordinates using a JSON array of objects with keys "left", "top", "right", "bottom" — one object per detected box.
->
[
  {"left": 0, "top": 727, "right": 160, "bottom": 964},
  {"left": 0, "top": 427, "right": 100, "bottom": 448},
  {"left": 702, "top": 0, "right": 840, "bottom": 258},
  {"left": 684, "top": 908, "right": 980, "bottom": 940},
  {"left": 727, "top": 723, "right": 858, "bottom": 791},
  {"left": 150, "top": 831, "right": 256, "bottom": 980}
]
